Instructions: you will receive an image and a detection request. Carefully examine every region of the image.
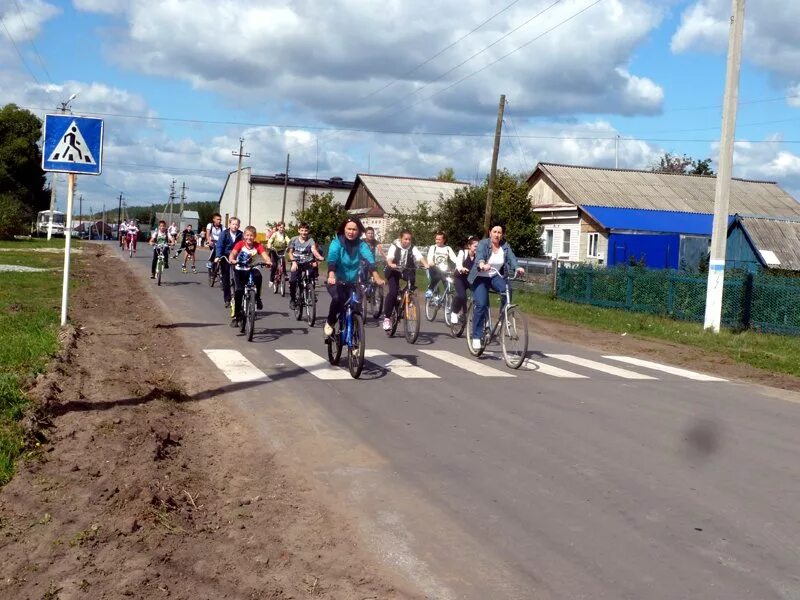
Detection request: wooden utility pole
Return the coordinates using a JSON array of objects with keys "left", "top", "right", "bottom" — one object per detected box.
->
[
  {"left": 116, "top": 193, "right": 123, "bottom": 239},
  {"left": 232, "top": 138, "right": 250, "bottom": 219},
  {"left": 483, "top": 94, "right": 506, "bottom": 233},
  {"left": 704, "top": 0, "right": 746, "bottom": 333},
  {"left": 281, "top": 153, "right": 290, "bottom": 222},
  {"left": 178, "top": 181, "right": 186, "bottom": 228}
]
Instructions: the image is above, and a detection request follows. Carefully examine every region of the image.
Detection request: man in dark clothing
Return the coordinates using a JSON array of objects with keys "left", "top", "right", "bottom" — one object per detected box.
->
[{"left": 215, "top": 217, "right": 243, "bottom": 308}]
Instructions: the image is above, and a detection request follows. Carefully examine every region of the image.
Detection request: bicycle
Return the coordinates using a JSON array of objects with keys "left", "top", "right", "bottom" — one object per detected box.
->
[
  {"left": 466, "top": 269, "right": 528, "bottom": 369},
  {"left": 127, "top": 233, "right": 138, "bottom": 258},
  {"left": 271, "top": 251, "right": 287, "bottom": 297},
  {"left": 293, "top": 261, "right": 317, "bottom": 326},
  {"left": 362, "top": 268, "right": 384, "bottom": 320},
  {"left": 448, "top": 295, "right": 469, "bottom": 338},
  {"left": 154, "top": 244, "right": 168, "bottom": 286},
  {"left": 233, "top": 262, "right": 266, "bottom": 342},
  {"left": 424, "top": 265, "right": 455, "bottom": 323},
  {"left": 326, "top": 281, "right": 366, "bottom": 379},
  {"left": 207, "top": 254, "right": 220, "bottom": 287},
  {"left": 385, "top": 267, "right": 420, "bottom": 344}
]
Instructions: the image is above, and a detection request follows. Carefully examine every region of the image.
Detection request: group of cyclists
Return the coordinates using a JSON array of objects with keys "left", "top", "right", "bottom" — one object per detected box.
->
[{"left": 122, "top": 212, "right": 525, "bottom": 358}]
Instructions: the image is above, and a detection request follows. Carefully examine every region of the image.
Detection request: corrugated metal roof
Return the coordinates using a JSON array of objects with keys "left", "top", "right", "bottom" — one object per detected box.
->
[
  {"left": 582, "top": 206, "right": 721, "bottom": 235},
  {"left": 535, "top": 163, "right": 800, "bottom": 218},
  {"left": 357, "top": 174, "right": 469, "bottom": 214},
  {"left": 181, "top": 210, "right": 200, "bottom": 219},
  {"left": 738, "top": 216, "right": 800, "bottom": 271}
]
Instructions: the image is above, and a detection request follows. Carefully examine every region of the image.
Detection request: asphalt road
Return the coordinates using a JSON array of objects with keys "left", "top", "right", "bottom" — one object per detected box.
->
[{"left": 113, "top": 242, "right": 800, "bottom": 600}]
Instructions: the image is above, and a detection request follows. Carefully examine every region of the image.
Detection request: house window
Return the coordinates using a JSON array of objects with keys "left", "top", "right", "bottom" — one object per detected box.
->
[
  {"left": 545, "top": 229, "right": 554, "bottom": 254},
  {"left": 562, "top": 229, "right": 571, "bottom": 255},
  {"left": 587, "top": 233, "right": 599, "bottom": 258}
]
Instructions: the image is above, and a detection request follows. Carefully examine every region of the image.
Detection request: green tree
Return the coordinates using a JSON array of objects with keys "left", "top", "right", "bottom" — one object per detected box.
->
[
  {"left": 386, "top": 201, "right": 437, "bottom": 246},
  {"left": 0, "top": 104, "right": 49, "bottom": 237},
  {"left": 690, "top": 158, "right": 714, "bottom": 176},
  {"left": 435, "top": 169, "right": 542, "bottom": 256},
  {"left": 436, "top": 167, "right": 456, "bottom": 182},
  {"left": 0, "top": 193, "right": 28, "bottom": 239},
  {"left": 292, "top": 191, "right": 347, "bottom": 243},
  {"left": 651, "top": 152, "right": 715, "bottom": 176}
]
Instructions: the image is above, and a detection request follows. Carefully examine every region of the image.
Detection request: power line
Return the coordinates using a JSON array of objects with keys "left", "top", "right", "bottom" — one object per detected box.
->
[
  {"left": 0, "top": 16, "right": 41, "bottom": 84},
  {"left": 360, "top": 0, "right": 524, "bottom": 102},
  {"left": 504, "top": 100, "right": 530, "bottom": 173},
  {"left": 11, "top": 0, "right": 53, "bottom": 83}
]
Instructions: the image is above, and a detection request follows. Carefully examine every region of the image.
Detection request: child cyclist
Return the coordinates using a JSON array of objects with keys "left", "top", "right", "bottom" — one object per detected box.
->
[
  {"left": 382, "top": 229, "right": 430, "bottom": 331},
  {"left": 181, "top": 230, "right": 198, "bottom": 273},
  {"left": 228, "top": 226, "right": 272, "bottom": 325},
  {"left": 287, "top": 222, "right": 325, "bottom": 311},
  {"left": 425, "top": 231, "right": 458, "bottom": 299},
  {"left": 149, "top": 220, "right": 175, "bottom": 278},
  {"left": 125, "top": 219, "right": 139, "bottom": 254}
]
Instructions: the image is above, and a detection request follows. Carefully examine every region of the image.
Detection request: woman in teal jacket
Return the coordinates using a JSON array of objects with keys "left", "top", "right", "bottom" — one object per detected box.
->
[
  {"left": 467, "top": 222, "right": 525, "bottom": 350},
  {"left": 324, "top": 216, "right": 376, "bottom": 337}
]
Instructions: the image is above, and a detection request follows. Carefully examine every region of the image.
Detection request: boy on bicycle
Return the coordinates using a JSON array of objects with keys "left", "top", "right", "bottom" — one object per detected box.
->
[
  {"left": 229, "top": 226, "right": 272, "bottom": 325},
  {"left": 149, "top": 220, "right": 175, "bottom": 278},
  {"left": 287, "top": 222, "right": 325, "bottom": 311},
  {"left": 382, "top": 229, "right": 429, "bottom": 331}
]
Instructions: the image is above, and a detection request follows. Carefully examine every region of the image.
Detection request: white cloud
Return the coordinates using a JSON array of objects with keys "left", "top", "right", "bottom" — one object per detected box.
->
[
  {"left": 73, "top": 0, "right": 667, "bottom": 127},
  {"left": 0, "top": 0, "right": 60, "bottom": 42},
  {"left": 671, "top": 0, "right": 800, "bottom": 102}
]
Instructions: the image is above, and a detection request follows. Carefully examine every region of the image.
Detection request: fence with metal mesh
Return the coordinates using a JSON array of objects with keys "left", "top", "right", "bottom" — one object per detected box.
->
[{"left": 555, "top": 265, "right": 800, "bottom": 335}]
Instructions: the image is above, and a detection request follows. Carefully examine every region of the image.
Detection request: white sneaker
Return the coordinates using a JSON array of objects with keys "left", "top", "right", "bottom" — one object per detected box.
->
[
  {"left": 382, "top": 317, "right": 391, "bottom": 331},
  {"left": 471, "top": 338, "right": 482, "bottom": 351},
  {"left": 323, "top": 322, "right": 333, "bottom": 337},
  {"left": 449, "top": 312, "right": 460, "bottom": 325}
]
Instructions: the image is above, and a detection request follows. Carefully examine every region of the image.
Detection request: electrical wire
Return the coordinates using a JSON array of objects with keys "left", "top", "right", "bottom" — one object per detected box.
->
[
  {"left": 11, "top": 0, "right": 53, "bottom": 83},
  {"left": 0, "top": 16, "right": 41, "bottom": 84}
]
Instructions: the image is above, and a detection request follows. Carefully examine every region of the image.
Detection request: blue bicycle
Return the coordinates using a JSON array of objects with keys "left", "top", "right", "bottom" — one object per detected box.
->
[{"left": 326, "top": 282, "right": 366, "bottom": 379}]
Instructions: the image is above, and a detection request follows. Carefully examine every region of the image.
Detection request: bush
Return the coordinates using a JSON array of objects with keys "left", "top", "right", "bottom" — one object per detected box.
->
[{"left": 0, "top": 194, "right": 29, "bottom": 239}]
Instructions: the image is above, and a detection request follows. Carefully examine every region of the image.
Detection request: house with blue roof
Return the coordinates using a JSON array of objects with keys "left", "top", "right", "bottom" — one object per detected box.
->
[{"left": 527, "top": 163, "right": 800, "bottom": 270}]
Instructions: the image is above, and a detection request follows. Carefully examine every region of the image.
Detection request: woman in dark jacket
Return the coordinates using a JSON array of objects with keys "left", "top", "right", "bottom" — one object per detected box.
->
[{"left": 467, "top": 222, "right": 524, "bottom": 350}]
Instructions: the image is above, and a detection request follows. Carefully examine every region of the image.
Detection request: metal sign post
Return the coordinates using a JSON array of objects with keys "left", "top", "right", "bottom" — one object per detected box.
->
[{"left": 43, "top": 113, "right": 104, "bottom": 326}]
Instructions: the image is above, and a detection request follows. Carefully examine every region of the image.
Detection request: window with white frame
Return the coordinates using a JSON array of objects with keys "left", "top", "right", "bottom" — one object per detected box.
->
[
  {"left": 587, "top": 233, "right": 599, "bottom": 258},
  {"left": 545, "top": 229, "right": 554, "bottom": 254},
  {"left": 561, "top": 229, "right": 571, "bottom": 255}
]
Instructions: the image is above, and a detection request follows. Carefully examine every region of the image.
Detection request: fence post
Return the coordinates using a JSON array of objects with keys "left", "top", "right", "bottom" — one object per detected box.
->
[
  {"left": 742, "top": 272, "right": 754, "bottom": 330},
  {"left": 626, "top": 273, "right": 633, "bottom": 308},
  {"left": 551, "top": 257, "right": 558, "bottom": 298}
]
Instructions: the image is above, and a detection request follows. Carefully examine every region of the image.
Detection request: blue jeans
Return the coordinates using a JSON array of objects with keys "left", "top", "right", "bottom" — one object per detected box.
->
[{"left": 471, "top": 275, "right": 508, "bottom": 339}]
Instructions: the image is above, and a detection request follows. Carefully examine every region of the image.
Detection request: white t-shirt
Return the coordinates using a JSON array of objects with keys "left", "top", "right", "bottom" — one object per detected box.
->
[
  {"left": 426, "top": 245, "right": 458, "bottom": 271},
  {"left": 389, "top": 241, "right": 423, "bottom": 269},
  {"left": 168, "top": 225, "right": 178, "bottom": 236},
  {"left": 478, "top": 247, "right": 505, "bottom": 277},
  {"left": 206, "top": 223, "right": 222, "bottom": 243}
]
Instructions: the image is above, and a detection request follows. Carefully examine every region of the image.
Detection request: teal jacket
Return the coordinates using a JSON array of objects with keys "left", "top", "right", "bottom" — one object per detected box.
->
[{"left": 326, "top": 235, "right": 374, "bottom": 283}]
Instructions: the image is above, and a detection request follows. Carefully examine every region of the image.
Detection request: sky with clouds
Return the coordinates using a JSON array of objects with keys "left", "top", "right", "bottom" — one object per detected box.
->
[{"left": 1, "top": 0, "right": 799, "bottom": 213}]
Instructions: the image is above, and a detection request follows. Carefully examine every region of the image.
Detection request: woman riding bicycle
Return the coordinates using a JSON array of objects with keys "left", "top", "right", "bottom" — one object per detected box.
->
[
  {"left": 324, "top": 216, "right": 377, "bottom": 339},
  {"left": 468, "top": 222, "right": 525, "bottom": 351},
  {"left": 382, "top": 229, "right": 430, "bottom": 331},
  {"left": 450, "top": 236, "right": 479, "bottom": 325},
  {"left": 229, "top": 226, "right": 272, "bottom": 326}
]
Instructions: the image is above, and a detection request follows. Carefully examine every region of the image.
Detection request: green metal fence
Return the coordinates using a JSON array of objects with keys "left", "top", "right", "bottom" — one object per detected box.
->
[{"left": 556, "top": 265, "right": 800, "bottom": 335}]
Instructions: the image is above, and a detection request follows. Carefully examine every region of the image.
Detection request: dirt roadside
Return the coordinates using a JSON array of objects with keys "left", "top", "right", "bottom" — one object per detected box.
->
[{"left": 0, "top": 245, "right": 422, "bottom": 600}]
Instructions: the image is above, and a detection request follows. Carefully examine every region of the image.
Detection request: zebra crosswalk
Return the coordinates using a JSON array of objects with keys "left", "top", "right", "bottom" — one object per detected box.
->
[{"left": 205, "top": 347, "right": 727, "bottom": 384}]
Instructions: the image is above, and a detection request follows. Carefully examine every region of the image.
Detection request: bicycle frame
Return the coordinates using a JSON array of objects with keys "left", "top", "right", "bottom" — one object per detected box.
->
[{"left": 339, "top": 286, "right": 361, "bottom": 348}]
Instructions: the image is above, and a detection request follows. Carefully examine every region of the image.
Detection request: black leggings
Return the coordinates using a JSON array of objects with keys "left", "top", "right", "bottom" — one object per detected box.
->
[
  {"left": 233, "top": 268, "right": 263, "bottom": 319},
  {"left": 326, "top": 282, "right": 357, "bottom": 327},
  {"left": 451, "top": 273, "right": 469, "bottom": 314},
  {"left": 269, "top": 250, "right": 284, "bottom": 283},
  {"left": 383, "top": 269, "right": 415, "bottom": 318}
]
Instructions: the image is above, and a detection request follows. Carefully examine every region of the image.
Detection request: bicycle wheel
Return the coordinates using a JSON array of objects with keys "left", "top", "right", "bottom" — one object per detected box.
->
[
  {"left": 501, "top": 306, "right": 528, "bottom": 369},
  {"left": 294, "top": 281, "right": 304, "bottom": 321},
  {"left": 374, "top": 285, "right": 384, "bottom": 319},
  {"left": 387, "top": 305, "right": 399, "bottom": 337},
  {"left": 156, "top": 260, "right": 162, "bottom": 286},
  {"left": 447, "top": 295, "right": 466, "bottom": 338},
  {"left": 443, "top": 291, "right": 453, "bottom": 324},
  {"left": 279, "top": 270, "right": 286, "bottom": 297},
  {"left": 348, "top": 313, "right": 365, "bottom": 379},
  {"left": 246, "top": 291, "right": 256, "bottom": 341},
  {"left": 327, "top": 321, "right": 342, "bottom": 365},
  {"left": 466, "top": 304, "right": 490, "bottom": 357},
  {"left": 424, "top": 295, "right": 438, "bottom": 322},
  {"left": 404, "top": 293, "right": 420, "bottom": 344},
  {"left": 208, "top": 264, "right": 217, "bottom": 287},
  {"left": 305, "top": 284, "right": 316, "bottom": 327}
]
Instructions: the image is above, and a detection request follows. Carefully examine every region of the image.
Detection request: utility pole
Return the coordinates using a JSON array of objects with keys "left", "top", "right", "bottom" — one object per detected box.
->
[
  {"left": 704, "top": 0, "right": 746, "bottom": 333},
  {"left": 232, "top": 137, "right": 250, "bottom": 218},
  {"left": 116, "top": 193, "right": 123, "bottom": 240},
  {"left": 315, "top": 137, "right": 319, "bottom": 180},
  {"left": 47, "top": 179, "right": 57, "bottom": 240},
  {"left": 78, "top": 195, "right": 82, "bottom": 231},
  {"left": 168, "top": 179, "right": 177, "bottom": 227},
  {"left": 615, "top": 135, "right": 620, "bottom": 169},
  {"left": 281, "top": 153, "right": 290, "bottom": 222},
  {"left": 483, "top": 94, "right": 506, "bottom": 233},
  {"left": 178, "top": 181, "right": 186, "bottom": 229},
  {"left": 101, "top": 202, "right": 106, "bottom": 240}
]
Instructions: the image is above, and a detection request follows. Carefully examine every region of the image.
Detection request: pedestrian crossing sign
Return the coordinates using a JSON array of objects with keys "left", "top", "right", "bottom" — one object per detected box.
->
[{"left": 42, "top": 114, "right": 103, "bottom": 175}]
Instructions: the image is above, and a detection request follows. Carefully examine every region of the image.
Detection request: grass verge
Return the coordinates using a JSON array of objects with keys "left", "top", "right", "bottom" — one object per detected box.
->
[
  {"left": 515, "top": 290, "right": 800, "bottom": 378},
  {"left": 0, "top": 239, "right": 75, "bottom": 485}
]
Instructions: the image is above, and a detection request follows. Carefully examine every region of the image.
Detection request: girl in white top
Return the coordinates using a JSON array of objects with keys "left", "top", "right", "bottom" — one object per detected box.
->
[{"left": 425, "top": 232, "right": 458, "bottom": 298}]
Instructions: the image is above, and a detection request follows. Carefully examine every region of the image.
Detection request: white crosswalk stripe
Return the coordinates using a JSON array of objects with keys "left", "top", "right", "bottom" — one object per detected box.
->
[
  {"left": 364, "top": 350, "right": 439, "bottom": 378},
  {"left": 419, "top": 349, "right": 516, "bottom": 378},
  {"left": 543, "top": 354, "right": 658, "bottom": 380},
  {"left": 602, "top": 356, "right": 726, "bottom": 382},
  {"left": 480, "top": 352, "right": 588, "bottom": 378},
  {"left": 275, "top": 349, "right": 352, "bottom": 380},
  {"left": 203, "top": 349, "right": 269, "bottom": 382}
]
